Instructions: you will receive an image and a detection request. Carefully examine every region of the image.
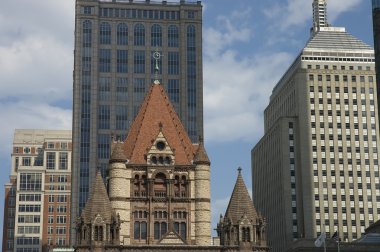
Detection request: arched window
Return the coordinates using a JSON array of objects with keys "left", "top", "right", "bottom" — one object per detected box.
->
[
  {"left": 134, "top": 174, "right": 140, "bottom": 197},
  {"left": 141, "top": 175, "right": 147, "bottom": 196},
  {"left": 133, "top": 210, "right": 147, "bottom": 240},
  {"left": 99, "top": 22, "right": 111, "bottom": 44},
  {"left": 154, "top": 210, "right": 168, "bottom": 240},
  {"left": 174, "top": 175, "right": 187, "bottom": 198},
  {"left": 187, "top": 25, "right": 196, "bottom": 49},
  {"left": 133, "top": 175, "right": 147, "bottom": 197},
  {"left": 242, "top": 227, "right": 250, "bottom": 242},
  {"left": 134, "top": 221, "right": 147, "bottom": 240},
  {"left": 168, "top": 25, "right": 179, "bottom": 47},
  {"left": 134, "top": 221, "right": 140, "bottom": 239},
  {"left": 174, "top": 175, "right": 180, "bottom": 196},
  {"left": 154, "top": 221, "right": 167, "bottom": 240},
  {"left": 173, "top": 211, "right": 187, "bottom": 240},
  {"left": 180, "top": 222, "right": 186, "bottom": 239},
  {"left": 94, "top": 226, "right": 103, "bottom": 241},
  {"left": 117, "top": 23, "right": 128, "bottom": 45},
  {"left": 161, "top": 222, "right": 167, "bottom": 237},
  {"left": 134, "top": 24, "right": 145, "bottom": 46},
  {"left": 154, "top": 222, "right": 160, "bottom": 240},
  {"left": 82, "top": 20, "right": 92, "bottom": 47},
  {"left": 154, "top": 173, "right": 167, "bottom": 197},
  {"left": 151, "top": 24, "right": 162, "bottom": 47},
  {"left": 181, "top": 175, "right": 187, "bottom": 197}
]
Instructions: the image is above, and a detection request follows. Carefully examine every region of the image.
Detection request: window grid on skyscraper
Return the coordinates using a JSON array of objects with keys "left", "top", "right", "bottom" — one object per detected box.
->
[
  {"left": 117, "top": 23, "right": 128, "bottom": 45},
  {"left": 134, "top": 24, "right": 145, "bottom": 46}
]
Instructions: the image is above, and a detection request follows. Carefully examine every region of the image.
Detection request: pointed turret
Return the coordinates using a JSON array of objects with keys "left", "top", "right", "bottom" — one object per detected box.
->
[
  {"left": 110, "top": 141, "right": 127, "bottom": 164},
  {"left": 76, "top": 170, "right": 120, "bottom": 247},
  {"left": 194, "top": 136, "right": 210, "bottom": 165},
  {"left": 224, "top": 167, "right": 258, "bottom": 224},
  {"left": 81, "top": 170, "right": 113, "bottom": 223},
  {"left": 219, "top": 168, "right": 267, "bottom": 250}
]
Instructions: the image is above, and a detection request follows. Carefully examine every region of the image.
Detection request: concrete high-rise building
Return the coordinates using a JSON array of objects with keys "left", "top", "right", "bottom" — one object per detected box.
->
[
  {"left": 2, "top": 129, "right": 72, "bottom": 252},
  {"left": 252, "top": 1, "right": 380, "bottom": 251},
  {"left": 71, "top": 0, "right": 204, "bottom": 242},
  {"left": 372, "top": 0, "right": 380, "bottom": 114}
]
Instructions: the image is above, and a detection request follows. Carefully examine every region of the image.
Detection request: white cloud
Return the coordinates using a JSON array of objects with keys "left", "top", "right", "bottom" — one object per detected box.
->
[
  {"left": 204, "top": 9, "right": 253, "bottom": 58},
  {"left": 0, "top": 1, "right": 73, "bottom": 102},
  {"left": 0, "top": 0, "right": 74, "bottom": 164},
  {"left": 263, "top": 0, "right": 364, "bottom": 31},
  {"left": 204, "top": 47, "right": 292, "bottom": 142},
  {"left": 0, "top": 101, "right": 72, "bottom": 157},
  {"left": 203, "top": 9, "right": 293, "bottom": 143},
  {"left": 328, "top": 0, "right": 363, "bottom": 21}
]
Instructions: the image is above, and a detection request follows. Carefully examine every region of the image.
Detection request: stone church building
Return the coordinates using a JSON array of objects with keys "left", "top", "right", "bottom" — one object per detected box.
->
[{"left": 74, "top": 82, "right": 268, "bottom": 252}]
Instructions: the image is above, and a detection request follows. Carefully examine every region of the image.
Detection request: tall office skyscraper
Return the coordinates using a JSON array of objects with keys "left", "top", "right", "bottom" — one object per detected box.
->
[
  {"left": 2, "top": 129, "right": 72, "bottom": 251},
  {"left": 252, "top": 1, "right": 380, "bottom": 251},
  {"left": 71, "top": 0, "right": 203, "bottom": 242},
  {"left": 372, "top": 0, "right": 380, "bottom": 113}
]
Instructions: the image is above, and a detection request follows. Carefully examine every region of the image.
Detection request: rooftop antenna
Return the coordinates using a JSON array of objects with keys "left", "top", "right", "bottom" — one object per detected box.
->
[{"left": 153, "top": 49, "right": 162, "bottom": 85}]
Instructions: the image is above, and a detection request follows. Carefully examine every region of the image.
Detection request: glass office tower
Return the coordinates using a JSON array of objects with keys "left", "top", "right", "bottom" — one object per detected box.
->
[{"left": 71, "top": 0, "right": 203, "bottom": 244}]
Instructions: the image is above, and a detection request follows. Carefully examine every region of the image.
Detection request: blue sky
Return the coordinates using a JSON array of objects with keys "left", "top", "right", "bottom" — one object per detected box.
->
[{"left": 0, "top": 0, "right": 374, "bottom": 243}]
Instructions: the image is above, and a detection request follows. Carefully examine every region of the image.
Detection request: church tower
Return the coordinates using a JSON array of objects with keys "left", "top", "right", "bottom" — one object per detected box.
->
[{"left": 75, "top": 70, "right": 212, "bottom": 248}]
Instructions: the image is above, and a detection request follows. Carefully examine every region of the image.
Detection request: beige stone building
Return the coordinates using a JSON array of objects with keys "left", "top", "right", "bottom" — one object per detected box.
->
[
  {"left": 2, "top": 129, "right": 72, "bottom": 252},
  {"left": 252, "top": 1, "right": 380, "bottom": 251}
]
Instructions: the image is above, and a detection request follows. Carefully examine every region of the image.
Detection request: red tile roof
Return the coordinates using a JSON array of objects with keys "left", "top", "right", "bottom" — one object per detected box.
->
[{"left": 123, "top": 84, "right": 196, "bottom": 165}]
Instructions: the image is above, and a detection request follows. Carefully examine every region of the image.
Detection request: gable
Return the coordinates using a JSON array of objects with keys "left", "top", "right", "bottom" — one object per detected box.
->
[{"left": 158, "top": 231, "right": 186, "bottom": 245}]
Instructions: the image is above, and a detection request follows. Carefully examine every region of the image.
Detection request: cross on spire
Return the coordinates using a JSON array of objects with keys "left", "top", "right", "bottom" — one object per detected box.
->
[{"left": 153, "top": 49, "right": 162, "bottom": 85}]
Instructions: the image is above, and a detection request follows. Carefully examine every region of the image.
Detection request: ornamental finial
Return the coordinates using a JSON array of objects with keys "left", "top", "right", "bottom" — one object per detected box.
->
[{"left": 153, "top": 49, "right": 161, "bottom": 85}]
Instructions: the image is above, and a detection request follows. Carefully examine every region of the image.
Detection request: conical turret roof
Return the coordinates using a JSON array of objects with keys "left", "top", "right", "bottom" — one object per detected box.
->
[
  {"left": 110, "top": 141, "right": 127, "bottom": 163},
  {"left": 194, "top": 137, "right": 210, "bottom": 165},
  {"left": 224, "top": 168, "right": 258, "bottom": 224},
  {"left": 123, "top": 84, "right": 196, "bottom": 165},
  {"left": 81, "top": 170, "right": 113, "bottom": 223}
]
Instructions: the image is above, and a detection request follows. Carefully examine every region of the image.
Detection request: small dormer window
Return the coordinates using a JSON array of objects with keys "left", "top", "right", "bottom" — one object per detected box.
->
[
  {"left": 158, "top": 156, "right": 164, "bottom": 164},
  {"left": 156, "top": 141, "right": 165, "bottom": 150},
  {"left": 151, "top": 156, "right": 158, "bottom": 164},
  {"left": 164, "top": 156, "right": 171, "bottom": 165}
]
